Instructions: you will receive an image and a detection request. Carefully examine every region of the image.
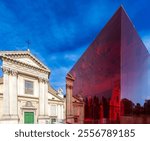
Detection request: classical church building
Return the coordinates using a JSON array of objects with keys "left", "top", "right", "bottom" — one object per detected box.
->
[{"left": 0, "top": 50, "right": 65, "bottom": 124}]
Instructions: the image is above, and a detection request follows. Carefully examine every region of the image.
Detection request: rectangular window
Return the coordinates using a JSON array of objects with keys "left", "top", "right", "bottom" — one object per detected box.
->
[{"left": 25, "top": 80, "right": 34, "bottom": 94}]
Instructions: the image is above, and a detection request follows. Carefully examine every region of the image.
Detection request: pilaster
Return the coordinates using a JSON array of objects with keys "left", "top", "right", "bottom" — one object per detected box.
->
[
  {"left": 38, "top": 77, "right": 49, "bottom": 123},
  {"left": 2, "top": 67, "right": 19, "bottom": 122},
  {"left": 66, "top": 73, "right": 75, "bottom": 123},
  {"left": 2, "top": 67, "right": 10, "bottom": 117},
  {"left": 39, "top": 77, "right": 44, "bottom": 116},
  {"left": 10, "top": 70, "right": 18, "bottom": 118},
  {"left": 44, "top": 79, "right": 48, "bottom": 116}
]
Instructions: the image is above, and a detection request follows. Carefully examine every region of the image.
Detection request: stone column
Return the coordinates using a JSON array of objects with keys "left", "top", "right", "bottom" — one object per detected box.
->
[
  {"left": 39, "top": 77, "right": 44, "bottom": 116},
  {"left": 38, "top": 77, "right": 49, "bottom": 123},
  {"left": 66, "top": 85, "right": 72, "bottom": 115},
  {"left": 2, "top": 67, "right": 10, "bottom": 117},
  {"left": 58, "top": 105, "right": 60, "bottom": 120},
  {"left": 66, "top": 73, "right": 75, "bottom": 123},
  {"left": 44, "top": 79, "right": 48, "bottom": 116},
  {"left": 61, "top": 105, "right": 64, "bottom": 120},
  {"left": 9, "top": 70, "right": 18, "bottom": 118},
  {"left": 2, "top": 67, "right": 19, "bottom": 123}
]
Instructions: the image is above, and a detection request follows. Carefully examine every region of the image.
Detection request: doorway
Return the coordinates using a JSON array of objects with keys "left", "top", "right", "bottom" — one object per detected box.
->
[{"left": 24, "top": 112, "right": 34, "bottom": 124}]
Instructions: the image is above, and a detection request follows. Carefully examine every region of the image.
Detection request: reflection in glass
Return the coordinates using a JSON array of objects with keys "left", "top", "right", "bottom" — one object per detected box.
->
[{"left": 67, "top": 7, "right": 150, "bottom": 124}]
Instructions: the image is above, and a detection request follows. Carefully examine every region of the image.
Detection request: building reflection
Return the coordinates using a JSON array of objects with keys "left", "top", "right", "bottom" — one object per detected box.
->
[{"left": 81, "top": 96, "right": 150, "bottom": 124}]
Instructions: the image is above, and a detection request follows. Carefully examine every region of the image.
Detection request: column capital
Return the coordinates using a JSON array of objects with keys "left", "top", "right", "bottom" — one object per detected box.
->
[
  {"left": 2, "top": 67, "right": 10, "bottom": 75},
  {"left": 66, "top": 79, "right": 74, "bottom": 88},
  {"left": 38, "top": 77, "right": 49, "bottom": 83},
  {"left": 44, "top": 78, "right": 49, "bottom": 84},
  {"left": 10, "top": 70, "right": 18, "bottom": 76},
  {"left": 66, "top": 73, "right": 74, "bottom": 88},
  {"left": 66, "top": 84, "right": 73, "bottom": 89},
  {"left": 2, "top": 67, "right": 18, "bottom": 76},
  {"left": 38, "top": 77, "right": 43, "bottom": 82}
]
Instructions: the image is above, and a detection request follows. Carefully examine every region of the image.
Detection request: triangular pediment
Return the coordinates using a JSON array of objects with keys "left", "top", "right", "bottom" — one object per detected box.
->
[
  {"left": 0, "top": 51, "right": 50, "bottom": 72},
  {"left": 48, "top": 85, "right": 64, "bottom": 101},
  {"left": 15, "top": 57, "right": 41, "bottom": 68},
  {"left": 48, "top": 92, "right": 62, "bottom": 101}
]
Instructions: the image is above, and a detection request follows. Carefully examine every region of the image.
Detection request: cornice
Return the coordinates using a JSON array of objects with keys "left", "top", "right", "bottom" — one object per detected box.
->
[
  {"left": 49, "top": 92, "right": 64, "bottom": 101},
  {"left": 66, "top": 73, "right": 75, "bottom": 88},
  {"left": 0, "top": 51, "right": 49, "bottom": 71},
  {"left": 18, "top": 95, "right": 39, "bottom": 102},
  {"left": 66, "top": 73, "right": 75, "bottom": 81},
  {"left": 48, "top": 99, "right": 64, "bottom": 103},
  {"left": 1, "top": 55, "right": 50, "bottom": 74},
  {"left": 48, "top": 84, "right": 64, "bottom": 100}
]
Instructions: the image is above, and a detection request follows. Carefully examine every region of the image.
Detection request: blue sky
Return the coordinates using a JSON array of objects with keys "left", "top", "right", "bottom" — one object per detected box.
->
[{"left": 0, "top": 0, "right": 150, "bottom": 92}]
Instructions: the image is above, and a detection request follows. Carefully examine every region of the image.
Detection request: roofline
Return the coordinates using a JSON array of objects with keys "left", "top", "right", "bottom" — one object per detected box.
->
[
  {"left": 48, "top": 84, "right": 64, "bottom": 100},
  {"left": 0, "top": 50, "right": 50, "bottom": 72},
  {"left": 0, "top": 55, "right": 50, "bottom": 74},
  {"left": 48, "top": 90, "right": 64, "bottom": 101}
]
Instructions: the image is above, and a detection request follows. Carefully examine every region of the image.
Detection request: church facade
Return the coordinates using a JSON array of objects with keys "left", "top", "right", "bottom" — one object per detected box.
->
[{"left": 0, "top": 50, "right": 65, "bottom": 124}]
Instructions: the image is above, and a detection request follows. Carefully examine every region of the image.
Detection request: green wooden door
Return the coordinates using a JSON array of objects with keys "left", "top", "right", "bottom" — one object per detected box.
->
[{"left": 24, "top": 112, "right": 34, "bottom": 124}]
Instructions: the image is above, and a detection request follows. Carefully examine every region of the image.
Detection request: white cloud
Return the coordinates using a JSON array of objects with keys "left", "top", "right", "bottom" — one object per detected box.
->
[{"left": 64, "top": 54, "right": 78, "bottom": 61}]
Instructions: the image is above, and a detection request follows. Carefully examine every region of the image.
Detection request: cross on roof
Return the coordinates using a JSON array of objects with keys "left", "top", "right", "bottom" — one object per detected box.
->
[{"left": 26, "top": 40, "right": 31, "bottom": 48}]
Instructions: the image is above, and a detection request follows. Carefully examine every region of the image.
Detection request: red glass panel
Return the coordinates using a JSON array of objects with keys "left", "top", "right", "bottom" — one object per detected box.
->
[{"left": 68, "top": 7, "right": 150, "bottom": 123}]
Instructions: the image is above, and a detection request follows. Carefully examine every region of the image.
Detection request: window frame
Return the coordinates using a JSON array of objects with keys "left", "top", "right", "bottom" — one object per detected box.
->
[{"left": 24, "top": 80, "right": 34, "bottom": 95}]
